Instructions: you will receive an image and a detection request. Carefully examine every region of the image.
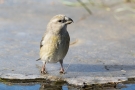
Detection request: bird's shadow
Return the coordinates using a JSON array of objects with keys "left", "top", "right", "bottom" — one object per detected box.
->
[{"left": 64, "top": 64, "right": 135, "bottom": 72}]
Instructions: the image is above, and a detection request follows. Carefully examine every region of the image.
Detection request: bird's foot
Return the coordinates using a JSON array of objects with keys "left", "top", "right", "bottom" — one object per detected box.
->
[
  {"left": 41, "top": 70, "right": 47, "bottom": 74},
  {"left": 59, "top": 68, "right": 65, "bottom": 74},
  {"left": 59, "top": 70, "right": 65, "bottom": 74}
]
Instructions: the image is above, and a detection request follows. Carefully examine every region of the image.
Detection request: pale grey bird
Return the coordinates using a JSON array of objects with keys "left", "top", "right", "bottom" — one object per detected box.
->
[{"left": 37, "top": 14, "right": 73, "bottom": 74}]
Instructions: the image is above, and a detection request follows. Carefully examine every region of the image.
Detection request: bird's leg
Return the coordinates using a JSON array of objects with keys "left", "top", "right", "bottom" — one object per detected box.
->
[
  {"left": 41, "top": 61, "right": 47, "bottom": 74},
  {"left": 59, "top": 60, "right": 65, "bottom": 74}
]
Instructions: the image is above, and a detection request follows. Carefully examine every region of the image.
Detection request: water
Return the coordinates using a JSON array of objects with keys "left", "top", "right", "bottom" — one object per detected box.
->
[
  {"left": 122, "top": 84, "right": 135, "bottom": 90},
  {"left": 0, "top": 83, "right": 40, "bottom": 90},
  {"left": 1, "top": 82, "right": 135, "bottom": 90},
  {"left": 0, "top": 83, "right": 70, "bottom": 90}
]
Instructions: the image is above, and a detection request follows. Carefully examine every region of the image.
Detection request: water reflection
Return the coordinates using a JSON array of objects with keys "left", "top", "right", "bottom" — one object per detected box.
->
[
  {"left": 0, "top": 83, "right": 68, "bottom": 90},
  {"left": 39, "top": 84, "right": 63, "bottom": 90},
  {"left": 1, "top": 82, "right": 135, "bottom": 90}
]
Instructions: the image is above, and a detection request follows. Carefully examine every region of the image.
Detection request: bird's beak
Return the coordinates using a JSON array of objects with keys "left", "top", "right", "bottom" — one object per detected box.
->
[{"left": 65, "top": 17, "right": 73, "bottom": 24}]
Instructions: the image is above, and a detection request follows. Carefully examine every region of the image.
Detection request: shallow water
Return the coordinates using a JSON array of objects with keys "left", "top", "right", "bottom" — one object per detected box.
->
[
  {"left": 122, "top": 84, "right": 135, "bottom": 90},
  {"left": 0, "top": 83, "right": 70, "bottom": 90},
  {"left": 0, "top": 83, "right": 40, "bottom": 90},
  {"left": 1, "top": 82, "right": 135, "bottom": 90}
]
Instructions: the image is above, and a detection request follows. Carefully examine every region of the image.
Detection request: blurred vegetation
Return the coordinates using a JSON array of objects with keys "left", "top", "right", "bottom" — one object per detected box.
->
[
  {"left": 61, "top": 0, "right": 135, "bottom": 18},
  {"left": 125, "top": 0, "right": 135, "bottom": 2},
  {"left": 61, "top": 0, "right": 135, "bottom": 7}
]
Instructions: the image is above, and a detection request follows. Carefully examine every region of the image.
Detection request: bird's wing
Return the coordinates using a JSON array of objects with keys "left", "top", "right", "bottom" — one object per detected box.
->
[
  {"left": 39, "top": 34, "right": 60, "bottom": 59},
  {"left": 60, "top": 32, "right": 70, "bottom": 59},
  {"left": 40, "top": 32, "right": 47, "bottom": 49},
  {"left": 40, "top": 36, "right": 44, "bottom": 48}
]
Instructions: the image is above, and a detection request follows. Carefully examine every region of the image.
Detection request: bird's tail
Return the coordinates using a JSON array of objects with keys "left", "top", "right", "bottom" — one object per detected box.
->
[{"left": 36, "top": 58, "right": 41, "bottom": 61}]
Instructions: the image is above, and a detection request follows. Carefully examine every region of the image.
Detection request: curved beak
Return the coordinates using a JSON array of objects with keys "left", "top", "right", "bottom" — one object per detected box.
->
[{"left": 65, "top": 17, "right": 73, "bottom": 24}]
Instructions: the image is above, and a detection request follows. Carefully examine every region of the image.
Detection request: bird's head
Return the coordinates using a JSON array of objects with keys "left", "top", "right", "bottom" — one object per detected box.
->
[{"left": 47, "top": 14, "right": 73, "bottom": 33}]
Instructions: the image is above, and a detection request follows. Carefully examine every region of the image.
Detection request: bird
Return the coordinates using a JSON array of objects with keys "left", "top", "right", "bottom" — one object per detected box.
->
[{"left": 37, "top": 14, "right": 73, "bottom": 74}]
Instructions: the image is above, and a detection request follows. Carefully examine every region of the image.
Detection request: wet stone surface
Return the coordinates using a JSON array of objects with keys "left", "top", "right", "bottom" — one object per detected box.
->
[{"left": 0, "top": 0, "right": 135, "bottom": 86}]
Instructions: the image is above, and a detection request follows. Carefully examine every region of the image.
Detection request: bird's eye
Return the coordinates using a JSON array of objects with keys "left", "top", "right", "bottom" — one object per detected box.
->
[{"left": 58, "top": 20, "right": 62, "bottom": 22}]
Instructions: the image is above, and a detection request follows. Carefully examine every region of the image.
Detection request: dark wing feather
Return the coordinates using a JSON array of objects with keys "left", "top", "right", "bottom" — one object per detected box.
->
[
  {"left": 40, "top": 32, "right": 47, "bottom": 48},
  {"left": 61, "top": 32, "right": 70, "bottom": 59},
  {"left": 40, "top": 37, "right": 44, "bottom": 48}
]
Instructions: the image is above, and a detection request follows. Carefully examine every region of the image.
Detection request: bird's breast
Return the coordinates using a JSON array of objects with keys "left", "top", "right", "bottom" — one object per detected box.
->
[{"left": 40, "top": 33, "right": 69, "bottom": 63}]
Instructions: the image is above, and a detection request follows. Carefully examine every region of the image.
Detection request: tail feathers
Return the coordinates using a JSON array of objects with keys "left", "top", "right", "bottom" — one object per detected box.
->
[{"left": 36, "top": 58, "right": 41, "bottom": 61}]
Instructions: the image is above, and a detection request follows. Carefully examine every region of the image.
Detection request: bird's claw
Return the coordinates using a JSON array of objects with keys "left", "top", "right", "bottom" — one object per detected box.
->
[
  {"left": 59, "top": 70, "right": 65, "bottom": 74},
  {"left": 41, "top": 70, "right": 47, "bottom": 74}
]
